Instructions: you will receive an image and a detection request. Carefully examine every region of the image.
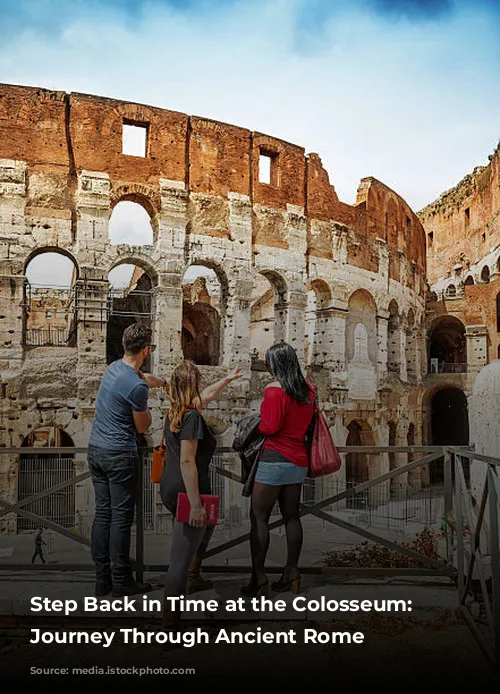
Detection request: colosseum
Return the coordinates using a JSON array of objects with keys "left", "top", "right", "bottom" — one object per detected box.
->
[{"left": 0, "top": 83, "right": 433, "bottom": 533}]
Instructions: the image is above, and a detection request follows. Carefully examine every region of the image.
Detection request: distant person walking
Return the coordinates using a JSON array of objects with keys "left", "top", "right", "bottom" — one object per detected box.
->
[
  {"left": 31, "top": 528, "right": 46, "bottom": 564},
  {"left": 88, "top": 322, "right": 167, "bottom": 598}
]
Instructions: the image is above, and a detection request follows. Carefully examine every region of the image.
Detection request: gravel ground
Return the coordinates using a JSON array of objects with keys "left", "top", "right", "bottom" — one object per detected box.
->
[{"left": 1, "top": 611, "right": 498, "bottom": 687}]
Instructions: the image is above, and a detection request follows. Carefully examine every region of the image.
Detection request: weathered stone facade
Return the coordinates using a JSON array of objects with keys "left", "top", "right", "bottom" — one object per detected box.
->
[
  {"left": 419, "top": 142, "right": 500, "bottom": 405},
  {"left": 0, "top": 84, "right": 428, "bottom": 531}
]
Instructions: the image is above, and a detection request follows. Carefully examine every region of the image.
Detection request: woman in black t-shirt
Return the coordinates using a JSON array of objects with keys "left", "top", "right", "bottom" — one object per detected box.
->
[{"left": 160, "top": 360, "right": 242, "bottom": 627}]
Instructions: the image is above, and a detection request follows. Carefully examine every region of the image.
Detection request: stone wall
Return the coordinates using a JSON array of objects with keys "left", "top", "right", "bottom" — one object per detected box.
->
[{"left": 0, "top": 83, "right": 428, "bottom": 529}]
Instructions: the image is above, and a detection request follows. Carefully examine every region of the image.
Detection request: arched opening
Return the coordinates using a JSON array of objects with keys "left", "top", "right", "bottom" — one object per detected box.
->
[
  {"left": 428, "top": 315, "right": 467, "bottom": 373},
  {"left": 429, "top": 387, "right": 469, "bottom": 485},
  {"left": 481, "top": 265, "right": 490, "bottom": 284},
  {"left": 249, "top": 271, "right": 287, "bottom": 368},
  {"left": 24, "top": 250, "right": 78, "bottom": 347},
  {"left": 464, "top": 275, "right": 474, "bottom": 286},
  {"left": 387, "top": 299, "right": 400, "bottom": 373},
  {"left": 496, "top": 293, "right": 500, "bottom": 333},
  {"left": 18, "top": 427, "right": 75, "bottom": 532},
  {"left": 305, "top": 279, "right": 331, "bottom": 366},
  {"left": 345, "top": 420, "right": 372, "bottom": 509},
  {"left": 346, "top": 289, "right": 377, "bottom": 364},
  {"left": 446, "top": 284, "right": 456, "bottom": 298},
  {"left": 109, "top": 200, "right": 154, "bottom": 246},
  {"left": 106, "top": 263, "right": 156, "bottom": 367},
  {"left": 181, "top": 265, "right": 225, "bottom": 366}
]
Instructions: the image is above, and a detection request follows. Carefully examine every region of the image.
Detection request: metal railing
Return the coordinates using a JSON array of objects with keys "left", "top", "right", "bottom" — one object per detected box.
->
[
  {"left": 24, "top": 327, "right": 75, "bottom": 347},
  {"left": 428, "top": 361, "right": 468, "bottom": 374},
  {"left": 0, "top": 444, "right": 498, "bottom": 672}
]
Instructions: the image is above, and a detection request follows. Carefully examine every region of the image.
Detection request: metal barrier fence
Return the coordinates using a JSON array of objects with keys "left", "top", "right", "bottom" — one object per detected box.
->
[{"left": 0, "top": 444, "right": 498, "bottom": 672}]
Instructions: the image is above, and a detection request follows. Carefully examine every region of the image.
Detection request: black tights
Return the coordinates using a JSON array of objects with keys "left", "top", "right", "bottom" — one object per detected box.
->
[{"left": 250, "top": 482, "right": 303, "bottom": 575}]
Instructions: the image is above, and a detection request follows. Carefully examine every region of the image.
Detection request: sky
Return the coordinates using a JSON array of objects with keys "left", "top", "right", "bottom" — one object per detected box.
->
[{"left": 4, "top": 0, "right": 500, "bottom": 284}]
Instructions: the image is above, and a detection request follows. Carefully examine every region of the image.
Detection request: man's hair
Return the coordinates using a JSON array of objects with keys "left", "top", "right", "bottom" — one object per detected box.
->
[{"left": 122, "top": 323, "right": 153, "bottom": 355}]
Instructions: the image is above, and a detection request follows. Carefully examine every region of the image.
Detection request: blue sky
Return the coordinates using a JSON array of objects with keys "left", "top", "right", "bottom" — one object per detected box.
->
[{"left": 1, "top": 0, "right": 499, "bottom": 212}]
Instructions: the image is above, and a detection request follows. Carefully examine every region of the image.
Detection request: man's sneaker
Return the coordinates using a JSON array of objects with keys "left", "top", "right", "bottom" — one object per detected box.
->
[
  {"left": 95, "top": 580, "right": 112, "bottom": 597},
  {"left": 111, "top": 580, "right": 153, "bottom": 597}
]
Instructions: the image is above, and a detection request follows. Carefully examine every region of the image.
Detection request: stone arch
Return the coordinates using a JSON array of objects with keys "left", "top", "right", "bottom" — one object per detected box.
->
[
  {"left": 481, "top": 265, "right": 490, "bottom": 283},
  {"left": 305, "top": 278, "right": 332, "bottom": 366},
  {"left": 344, "top": 419, "right": 377, "bottom": 509},
  {"left": 182, "top": 260, "right": 229, "bottom": 366},
  {"left": 110, "top": 183, "right": 161, "bottom": 221},
  {"left": 18, "top": 427, "right": 75, "bottom": 533},
  {"left": 426, "top": 385, "right": 469, "bottom": 485},
  {"left": 24, "top": 248, "right": 79, "bottom": 348},
  {"left": 250, "top": 269, "right": 288, "bottom": 362},
  {"left": 346, "top": 289, "right": 377, "bottom": 364},
  {"left": 446, "top": 284, "right": 456, "bottom": 298},
  {"left": 106, "top": 260, "right": 157, "bottom": 367},
  {"left": 109, "top": 193, "right": 157, "bottom": 246},
  {"left": 428, "top": 315, "right": 466, "bottom": 373},
  {"left": 24, "top": 247, "right": 79, "bottom": 279},
  {"left": 464, "top": 275, "right": 474, "bottom": 286}
]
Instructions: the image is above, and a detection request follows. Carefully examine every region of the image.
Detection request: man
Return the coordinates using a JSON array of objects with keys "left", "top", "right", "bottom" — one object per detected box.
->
[
  {"left": 88, "top": 322, "right": 167, "bottom": 597},
  {"left": 32, "top": 528, "right": 46, "bottom": 564}
]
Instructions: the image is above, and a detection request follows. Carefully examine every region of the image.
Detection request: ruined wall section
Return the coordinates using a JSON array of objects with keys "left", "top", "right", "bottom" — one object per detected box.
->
[
  {"left": 0, "top": 84, "right": 427, "bottom": 504},
  {"left": 419, "top": 143, "right": 500, "bottom": 286}
]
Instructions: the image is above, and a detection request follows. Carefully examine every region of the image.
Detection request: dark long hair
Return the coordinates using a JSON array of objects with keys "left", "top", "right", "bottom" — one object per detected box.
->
[{"left": 265, "top": 342, "right": 311, "bottom": 404}]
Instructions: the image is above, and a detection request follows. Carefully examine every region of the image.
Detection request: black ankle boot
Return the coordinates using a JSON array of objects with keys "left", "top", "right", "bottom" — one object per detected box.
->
[
  {"left": 240, "top": 571, "right": 269, "bottom": 598},
  {"left": 271, "top": 566, "right": 301, "bottom": 593}
]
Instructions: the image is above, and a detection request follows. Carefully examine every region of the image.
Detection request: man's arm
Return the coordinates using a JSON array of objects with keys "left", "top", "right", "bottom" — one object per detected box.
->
[
  {"left": 139, "top": 372, "right": 169, "bottom": 393},
  {"left": 129, "top": 382, "right": 152, "bottom": 433}
]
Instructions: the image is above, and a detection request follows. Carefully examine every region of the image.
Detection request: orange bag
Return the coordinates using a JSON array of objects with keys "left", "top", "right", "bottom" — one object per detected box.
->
[{"left": 150, "top": 420, "right": 167, "bottom": 483}]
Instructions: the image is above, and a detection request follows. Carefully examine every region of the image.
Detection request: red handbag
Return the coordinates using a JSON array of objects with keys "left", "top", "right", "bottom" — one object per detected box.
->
[{"left": 307, "top": 398, "right": 341, "bottom": 478}]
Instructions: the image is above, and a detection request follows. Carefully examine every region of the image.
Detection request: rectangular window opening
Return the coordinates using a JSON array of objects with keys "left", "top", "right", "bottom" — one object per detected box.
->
[
  {"left": 428, "top": 232, "right": 433, "bottom": 248},
  {"left": 258, "top": 149, "right": 279, "bottom": 186},
  {"left": 465, "top": 207, "right": 470, "bottom": 227},
  {"left": 122, "top": 120, "right": 148, "bottom": 157}
]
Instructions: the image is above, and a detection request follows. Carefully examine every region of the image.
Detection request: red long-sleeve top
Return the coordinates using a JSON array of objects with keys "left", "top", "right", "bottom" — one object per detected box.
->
[{"left": 257, "top": 383, "right": 315, "bottom": 468}]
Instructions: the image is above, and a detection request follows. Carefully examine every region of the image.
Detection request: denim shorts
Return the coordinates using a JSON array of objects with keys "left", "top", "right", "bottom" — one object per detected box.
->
[{"left": 254, "top": 461, "right": 308, "bottom": 486}]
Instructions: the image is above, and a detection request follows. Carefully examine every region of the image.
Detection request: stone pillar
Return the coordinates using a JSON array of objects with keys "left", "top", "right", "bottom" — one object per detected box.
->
[
  {"left": 286, "top": 288, "right": 307, "bottom": 362},
  {"left": 223, "top": 274, "right": 253, "bottom": 370},
  {"left": 225, "top": 193, "right": 253, "bottom": 372},
  {"left": 0, "top": 159, "right": 27, "bottom": 373},
  {"left": 158, "top": 180, "right": 189, "bottom": 370},
  {"left": 376, "top": 312, "right": 389, "bottom": 381},
  {"left": 465, "top": 325, "right": 488, "bottom": 371},
  {"left": 468, "top": 360, "right": 500, "bottom": 580},
  {"left": 399, "top": 322, "right": 408, "bottom": 381}
]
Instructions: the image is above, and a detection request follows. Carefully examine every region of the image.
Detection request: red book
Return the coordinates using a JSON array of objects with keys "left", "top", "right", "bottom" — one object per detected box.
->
[{"left": 176, "top": 493, "right": 219, "bottom": 525}]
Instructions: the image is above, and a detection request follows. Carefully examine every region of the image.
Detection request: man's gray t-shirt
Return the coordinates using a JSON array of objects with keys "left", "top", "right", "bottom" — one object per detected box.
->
[{"left": 89, "top": 359, "right": 149, "bottom": 450}]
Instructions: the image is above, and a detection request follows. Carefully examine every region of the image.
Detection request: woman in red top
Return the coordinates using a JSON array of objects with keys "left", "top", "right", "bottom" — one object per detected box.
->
[{"left": 241, "top": 342, "right": 315, "bottom": 598}]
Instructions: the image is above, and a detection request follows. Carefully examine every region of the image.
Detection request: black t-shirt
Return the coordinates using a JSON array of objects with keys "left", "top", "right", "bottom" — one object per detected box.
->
[{"left": 159, "top": 409, "right": 216, "bottom": 514}]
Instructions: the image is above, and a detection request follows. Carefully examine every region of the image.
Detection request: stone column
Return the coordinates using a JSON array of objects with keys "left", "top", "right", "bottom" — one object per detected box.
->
[
  {"left": 376, "top": 311, "right": 389, "bottom": 381},
  {"left": 286, "top": 288, "right": 307, "bottom": 362},
  {"left": 465, "top": 325, "right": 488, "bottom": 372},
  {"left": 399, "top": 321, "right": 408, "bottom": 381},
  {"left": 0, "top": 159, "right": 27, "bottom": 373},
  {"left": 222, "top": 274, "right": 253, "bottom": 370},
  {"left": 74, "top": 171, "right": 111, "bottom": 405},
  {"left": 467, "top": 361, "right": 500, "bottom": 580},
  {"left": 157, "top": 180, "right": 189, "bottom": 370}
]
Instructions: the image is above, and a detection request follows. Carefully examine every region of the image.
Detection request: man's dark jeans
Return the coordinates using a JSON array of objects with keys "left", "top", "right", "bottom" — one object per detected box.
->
[{"left": 88, "top": 445, "right": 138, "bottom": 586}]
